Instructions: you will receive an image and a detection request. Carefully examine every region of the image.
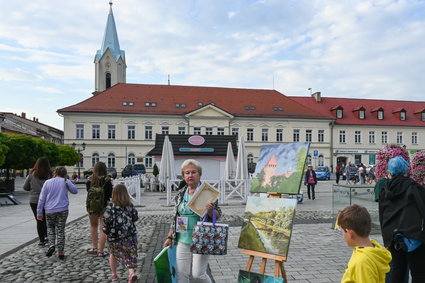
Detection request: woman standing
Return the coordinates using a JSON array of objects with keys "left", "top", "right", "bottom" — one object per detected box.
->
[
  {"left": 103, "top": 184, "right": 139, "bottom": 282},
  {"left": 379, "top": 156, "right": 425, "bottom": 282},
  {"left": 23, "top": 157, "right": 52, "bottom": 246},
  {"left": 304, "top": 165, "right": 317, "bottom": 200},
  {"left": 163, "top": 159, "right": 222, "bottom": 283},
  {"left": 37, "top": 166, "right": 78, "bottom": 259},
  {"left": 86, "top": 161, "right": 113, "bottom": 257}
]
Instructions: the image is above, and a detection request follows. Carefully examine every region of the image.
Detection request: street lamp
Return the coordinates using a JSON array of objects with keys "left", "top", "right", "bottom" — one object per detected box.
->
[{"left": 71, "top": 142, "right": 86, "bottom": 178}]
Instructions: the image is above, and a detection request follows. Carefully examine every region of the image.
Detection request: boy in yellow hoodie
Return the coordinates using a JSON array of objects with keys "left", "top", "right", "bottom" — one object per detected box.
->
[{"left": 338, "top": 204, "right": 391, "bottom": 283}]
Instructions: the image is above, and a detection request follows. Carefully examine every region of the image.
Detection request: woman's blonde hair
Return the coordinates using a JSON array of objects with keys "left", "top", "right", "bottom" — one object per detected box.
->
[
  {"left": 181, "top": 159, "right": 202, "bottom": 176},
  {"left": 112, "top": 184, "right": 131, "bottom": 207}
]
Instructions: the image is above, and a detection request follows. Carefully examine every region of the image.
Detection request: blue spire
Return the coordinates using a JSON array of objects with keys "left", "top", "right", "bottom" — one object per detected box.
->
[{"left": 96, "top": 2, "right": 125, "bottom": 61}]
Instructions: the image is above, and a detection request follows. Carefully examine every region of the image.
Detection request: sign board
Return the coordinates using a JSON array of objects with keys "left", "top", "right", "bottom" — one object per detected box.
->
[
  {"left": 179, "top": 148, "right": 214, "bottom": 152},
  {"left": 313, "top": 150, "right": 318, "bottom": 157},
  {"left": 188, "top": 135, "right": 205, "bottom": 146}
]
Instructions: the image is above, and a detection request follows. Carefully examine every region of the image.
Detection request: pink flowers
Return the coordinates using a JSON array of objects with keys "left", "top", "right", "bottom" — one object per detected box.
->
[
  {"left": 375, "top": 144, "right": 410, "bottom": 180},
  {"left": 411, "top": 150, "right": 425, "bottom": 187}
]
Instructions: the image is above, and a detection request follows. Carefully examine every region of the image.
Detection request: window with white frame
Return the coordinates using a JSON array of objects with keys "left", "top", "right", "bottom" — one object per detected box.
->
[
  {"left": 108, "top": 153, "right": 115, "bottom": 168},
  {"left": 217, "top": 128, "right": 224, "bottom": 135},
  {"left": 194, "top": 127, "right": 201, "bottom": 135},
  {"left": 355, "top": 131, "right": 361, "bottom": 143},
  {"left": 91, "top": 153, "right": 99, "bottom": 167},
  {"left": 92, "top": 125, "right": 100, "bottom": 139},
  {"left": 339, "top": 130, "right": 346, "bottom": 143},
  {"left": 231, "top": 127, "right": 239, "bottom": 136},
  {"left": 412, "top": 132, "right": 418, "bottom": 145},
  {"left": 206, "top": 127, "right": 213, "bottom": 135},
  {"left": 336, "top": 109, "right": 343, "bottom": 118},
  {"left": 400, "top": 111, "right": 406, "bottom": 121},
  {"left": 369, "top": 131, "right": 375, "bottom": 144},
  {"left": 306, "top": 129, "right": 312, "bottom": 142},
  {"left": 127, "top": 125, "right": 135, "bottom": 140},
  {"left": 178, "top": 126, "right": 186, "bottom": 135},
  {"left": 378, "top": 110, "right": 384, "bottom": 120},
  {"left": 359, "top": 110, "right": 365, "bottom": 119},
  {"left": 276, "top": 128, "right": 283, "bottom": 142},
  {"left": 128, "top": 153, "right": 136, "bottom": 165},
  {"left": 108, "top": 125, "right": 116, "bottom": 139},
  {"left": 247, "top": 128, "right": 254, "bottom": 141},
  {"left": 247, "top": 153, "right": 254, "bottom": 164},
  {"left": 397, "top": 132, "right": 403, "bottom": 144},
  {"left": 307, "top": 155, "right": 312, "bottom": 165},
  {"left": 261, "top": 128, "right": 269, "bottom": 142},
  {"left": 76, "top": 124, "right": 84, "bottom": 139},
  {"left": 318, "top": 154, "right": 324, "bottom": 166},
  {"left": 145, "top": 126, "right": 153, "bottom": 140},
  {"left": 161, "top": 126, "right": 169, "bottom": 135},
  {"left": 293, "top": 129, "right": 300, "bottom": 142},
  {"left": 381, "top": 131, "right": 388, "bottom": 144},
  {"left": 318, "top": 130, "right": 324, "bottom": 143},
  {"left": 144, "top": 156, "right": 153, "bottom": 168},
  {"left": 422, "top": 111, "right": 425, "bottom": 121}
]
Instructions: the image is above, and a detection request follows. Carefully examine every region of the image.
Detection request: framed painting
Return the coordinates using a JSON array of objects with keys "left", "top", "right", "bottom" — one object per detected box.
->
[
  {"left": 187, "top": 183, "right": 220, "bottom": 217},
  {"left": 238, "top": 196, "right": 297, "bottom": 257},
  {"left": 250, "top": 142, "right": 310, "bottom": 194},
  {"left": 238, "top": 270, "right": 285, "bottom": 283}
]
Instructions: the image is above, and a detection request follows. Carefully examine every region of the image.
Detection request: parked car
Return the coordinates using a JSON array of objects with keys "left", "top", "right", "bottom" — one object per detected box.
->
[
  {"left": 121, "top": 164, "right": 146, "bottom": 177},
  {"left": 107, "top": 167, "right": 117, "bottom": 179},
  {"left": 315, "top": 166, "right": 331, "bottom": 180}
]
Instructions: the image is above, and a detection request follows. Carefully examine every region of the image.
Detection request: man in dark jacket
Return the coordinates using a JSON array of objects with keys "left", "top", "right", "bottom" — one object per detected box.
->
[{"left": 379, "top": 156, "right": 425, "bottom": 283}]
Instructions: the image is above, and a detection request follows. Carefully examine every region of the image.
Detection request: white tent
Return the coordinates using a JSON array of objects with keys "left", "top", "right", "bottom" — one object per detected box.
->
[
  {"left": 235, "top": 136, "right": 249, "bottom": 180},
  {"left": 224, "top": 142, "right": 236, "bottom": 179}
]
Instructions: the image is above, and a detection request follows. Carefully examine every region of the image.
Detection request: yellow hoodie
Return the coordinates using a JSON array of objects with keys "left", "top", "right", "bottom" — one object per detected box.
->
[{"left": 341, "top": 239, "right": 392, "bottom": 283}]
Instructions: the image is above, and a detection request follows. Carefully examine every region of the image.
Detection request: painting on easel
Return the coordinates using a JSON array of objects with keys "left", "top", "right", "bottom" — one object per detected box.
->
[
  {"left": 238, "top": 196, "right": 297, "bottom": 257},
  {"left": 250, "top": 142, "right": 310, "bottom": 194},
  {"left": 238, "top": 270, "right": 285, "bottom": 283}
]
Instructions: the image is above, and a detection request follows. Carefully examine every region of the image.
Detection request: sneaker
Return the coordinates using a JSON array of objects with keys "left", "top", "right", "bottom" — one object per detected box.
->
[
  {"left": 46, "top": 246, "right": 55, "bottom": 257},
  {"left": 38, "top": 241, "right": 46, "bottom": 247}
]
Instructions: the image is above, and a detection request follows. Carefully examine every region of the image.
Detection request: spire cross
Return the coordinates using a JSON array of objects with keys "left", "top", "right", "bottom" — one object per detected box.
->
[{"left": 109, "top": 1, "right": 113, "bottom": 7}]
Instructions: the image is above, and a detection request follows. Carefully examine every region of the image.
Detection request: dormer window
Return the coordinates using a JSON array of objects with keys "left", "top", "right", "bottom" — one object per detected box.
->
[
  {"left": 378, "top": 110, "right": 384, "bottom": 120},
  {"left": 400, "top": 111, "right": 406, "bottom": 121},
  {"left": 336, "top": 109, "right": 343, "bottom": 118},
  {"left": 359, "top": 110, "right": 365, "bottom": 119},
  {"left": 422, "top": 111, "right": 425, "bottom": 121}
]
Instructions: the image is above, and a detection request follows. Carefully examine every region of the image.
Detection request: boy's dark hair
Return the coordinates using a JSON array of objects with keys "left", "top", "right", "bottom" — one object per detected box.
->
[{"left": 338, "top": 204, "right": 371, "bottom": 237}]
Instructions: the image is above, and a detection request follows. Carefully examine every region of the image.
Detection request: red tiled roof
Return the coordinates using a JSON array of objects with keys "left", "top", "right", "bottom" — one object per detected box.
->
[
  {"left": 290, "top": 96, "right": 425, "bottom": 127},
  {"left": 58, "top": 83, "right": 329, "bottom": 119}
]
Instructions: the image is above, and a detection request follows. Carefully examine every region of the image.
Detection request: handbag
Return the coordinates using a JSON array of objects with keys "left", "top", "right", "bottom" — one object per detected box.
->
[{"left": 190, "top": 210, "right": 228, "bottom": 255}]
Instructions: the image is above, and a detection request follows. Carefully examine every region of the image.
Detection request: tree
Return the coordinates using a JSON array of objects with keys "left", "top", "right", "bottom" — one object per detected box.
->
[
  {"left": 152, "top": 163, "right": 159, "bottom": 177},
  {"left": 0, "top": 133, "right": 9, "bottom": 167},
  {"left": 57, "top": 144, "right": 80, "bottom": 166}
]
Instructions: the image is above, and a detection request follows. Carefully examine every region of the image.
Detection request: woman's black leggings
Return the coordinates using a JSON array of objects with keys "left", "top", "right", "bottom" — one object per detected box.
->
[{"left": 30, "top": 203, "right": 47, "bottom": 242}]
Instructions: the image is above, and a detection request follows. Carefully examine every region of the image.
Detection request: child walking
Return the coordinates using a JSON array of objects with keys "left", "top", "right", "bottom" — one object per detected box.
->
[
  {"left": 338, "top": 204, "right": 391, "bottom": 283},
  {"left": 37, "top": 166, "right": 78, "bottom": 259},
  {"left": 103, "top": 184, "right": 139, "bottom": 282}
]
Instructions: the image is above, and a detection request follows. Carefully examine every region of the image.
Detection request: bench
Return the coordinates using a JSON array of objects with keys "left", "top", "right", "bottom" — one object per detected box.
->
[{"left": 0, "top": 193, "right": 21, "bottom": 205}]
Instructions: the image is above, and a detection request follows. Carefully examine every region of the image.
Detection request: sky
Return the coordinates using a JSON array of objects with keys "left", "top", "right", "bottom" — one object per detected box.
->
[{"left": 1, "top": 0, "right": 425, "bottom": 130}]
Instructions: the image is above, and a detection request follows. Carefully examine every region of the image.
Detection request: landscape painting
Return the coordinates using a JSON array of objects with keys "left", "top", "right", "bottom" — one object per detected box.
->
[
  {"left": 238, "top": 196, "right": 297, "bottom": 257},
  {"left": 250, "top": 142, "right": 310, "bottom": 194},
  {"left": 238, "top": 270, "right": 285, "bottom": 283}
]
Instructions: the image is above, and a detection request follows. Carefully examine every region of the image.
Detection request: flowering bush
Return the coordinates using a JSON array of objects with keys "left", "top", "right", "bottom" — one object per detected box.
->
[
  {"left": 411, "top": 150, "right": 425, "bottom": 187},
  {"left": 375, "top": 144, "right": 410, "bottom": 180}
]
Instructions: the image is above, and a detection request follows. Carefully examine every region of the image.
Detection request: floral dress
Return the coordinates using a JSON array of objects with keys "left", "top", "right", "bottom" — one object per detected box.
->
[{"left": 103, "top": 203, "right": 139, "bottom": 268}]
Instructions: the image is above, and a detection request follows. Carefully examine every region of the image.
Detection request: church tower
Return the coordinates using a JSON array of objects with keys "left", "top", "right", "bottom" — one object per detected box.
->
[{"left": 93, "top": 1, "right": 126, "bottom": 94}]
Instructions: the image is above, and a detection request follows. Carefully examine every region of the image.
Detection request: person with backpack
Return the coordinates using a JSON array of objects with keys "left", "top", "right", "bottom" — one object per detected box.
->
[
  {"left": 86, "top": 161, "right": 113, "bottom": 257},
  {"left": 103, "top": 184, "right": 139, "bottom": 282}
]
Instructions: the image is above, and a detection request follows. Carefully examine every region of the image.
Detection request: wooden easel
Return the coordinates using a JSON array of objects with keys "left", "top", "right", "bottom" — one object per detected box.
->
[
  {"left": 241, "top": 249, "right": 287, "bottom": 279},
  {"left": 240, "top": 191, "right": 288, "bottom": 280}
]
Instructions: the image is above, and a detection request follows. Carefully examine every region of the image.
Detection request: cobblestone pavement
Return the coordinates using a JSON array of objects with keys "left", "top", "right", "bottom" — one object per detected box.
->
[{"left": 0, "top": 181, "right": 384, "bottom": 282}]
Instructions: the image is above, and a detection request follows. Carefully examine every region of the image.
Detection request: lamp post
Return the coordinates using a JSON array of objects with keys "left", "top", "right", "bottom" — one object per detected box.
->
[{"left": 72, "top": 142, "right": 86, "bottom": 178}]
